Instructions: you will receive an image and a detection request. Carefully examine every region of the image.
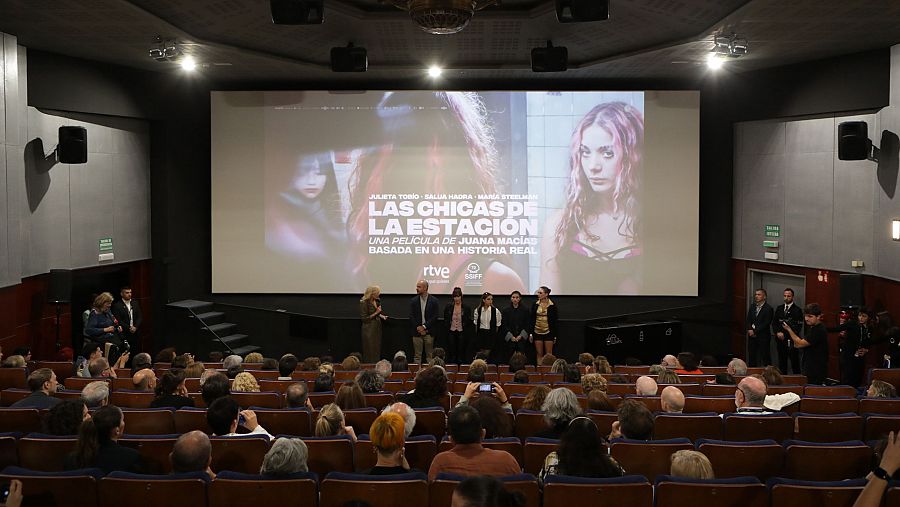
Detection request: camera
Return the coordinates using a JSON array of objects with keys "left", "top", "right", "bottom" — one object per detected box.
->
[
  {"left": 0, "top": 481, "right": 10, "bottom": 503},
  {"left": 478, "top": 383, "right": 495, "bottom": 393}
]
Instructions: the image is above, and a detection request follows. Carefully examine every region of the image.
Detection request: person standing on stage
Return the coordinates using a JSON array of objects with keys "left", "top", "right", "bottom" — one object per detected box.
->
[
  {"left": 502, "top": 291, "right": 531, "bottom": 363},
  {"left": 782, "top": 303, "right": 828, "bottom": 385},
  {"left": 360, "top": 286, "right": 388, "bottom": 363},
  {"left": 530, "top": 286, "right": 558, "bottom": 365},
  {"left": 474, "top": 292, "right": 502, "bottom": 363},
  {"left": 111, "top": 286, "right": 142, "bottom": 354},
  {"left": 773, "top": 288, "right": 802, "bottom": 374},
  {"left": 409, "top": 280, "right": 440, "bottom": 364},
  {"left": 746, "top": 289, "right": 774, "bottom": 367},
  {"left": 443, "top": 287, "right": 473, "bottom": 364}
]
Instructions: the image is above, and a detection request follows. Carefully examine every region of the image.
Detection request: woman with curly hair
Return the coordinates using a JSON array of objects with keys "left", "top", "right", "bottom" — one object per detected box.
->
[
  {"left": 536, "top": 388, "right": 583, "bottom": 439},
  {"left": 541, "top": 101, "right": 644, "bottom": 294},
  {"left": 231, "top": 372, "right": 261, "bottom": 393},
  {"left": 44, "top": 399, "right": 90, "bottom": 435},
  {"left": 539, "top": 416, "right": 624, "bottom": 482},
  {"left": 398, "top": 366, "right": 448, "bottom": 409},
  {"left": 522, "top": 385, "right": 551, "bottom": 411},
  {"left": 151, "top": 369, "right": 195, "bottom": 409}
]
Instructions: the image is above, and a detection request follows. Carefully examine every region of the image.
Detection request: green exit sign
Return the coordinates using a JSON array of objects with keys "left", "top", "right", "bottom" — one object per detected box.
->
[
  {"left": 99, "top": 237, "right": 113, "bottom": 252},
  {"left": 763, "top": 240, "right": 779, "bottom": 248},
  {"left": 765, "top": 224, "right": 781, "bottom": 237}
]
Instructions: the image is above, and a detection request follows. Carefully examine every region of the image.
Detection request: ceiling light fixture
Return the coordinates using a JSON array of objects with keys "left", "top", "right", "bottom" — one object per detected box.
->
[
  {"left": 149, "top": 36, "right": 181, "bottom": 62},
  {"left": 427, "top": 65, "right": 443, "bottom": 78},
  {"left": 383, "top": 0, "right": 499, "bottom": 35},
  {"left": 180, "top": 56, "right": 197, "bottom": 71},
  {"left": 892, "top": 219, "right": 900, "bottom": 241},
  {"left": 708, "top": 33, "right": 749, "bottom": 65}
]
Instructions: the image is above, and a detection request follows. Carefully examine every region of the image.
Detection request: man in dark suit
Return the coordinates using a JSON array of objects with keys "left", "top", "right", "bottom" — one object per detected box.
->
[
  {"left": 773, "top": 287, "right": 803, "bottom": 374},
  {"left": 10, "top": 368, "right": 61, "bottom": 409},
  {"left": 111, "top": 286, "right": 142, "bottom": 353},
  {"left": 409, "top": 279, "right": 440, "bottom": 364},
  {"left": 746, "top": 288, "right": 774, "bottom": 367}
]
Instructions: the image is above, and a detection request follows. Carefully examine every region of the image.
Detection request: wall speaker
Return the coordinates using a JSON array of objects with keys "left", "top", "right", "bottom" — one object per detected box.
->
[
  {"left": 270, "top": 0, "right": 324, "bottom": 24},
  {"left": 47, "top": 269, "right": 72, "bottom": 304},
  {"left": 531, "top": 45, "right": 568, "bottom": 72},
  {"left": 58, "top": 126, "right": 87, "bottom": 164},
  {"left": 556, "top": 0, "right": 609, "bottom": 22},
  {"left": 331, "top": 46, "right": 367, "bottom": 72},
  {"left": 838, "top": 121, "right": 871, "bottom": 160},
  {"left": 839, "top": 273, "right": 864, "bottom": 308}
]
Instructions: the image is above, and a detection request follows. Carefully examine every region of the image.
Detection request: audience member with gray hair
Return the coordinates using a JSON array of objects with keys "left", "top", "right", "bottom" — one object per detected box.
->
[
  {"left": 81, "top": 380, "right": 110, "bottom": 408},
  {"left": 537, "top": 388, "right": 583, "bottom": 439},
  {"left": 131, "top": 352, "right": 152, "bottom": 375},
  {"left": 285, "top": 382, "right": 313, "bottom": 410},
  {"left": 199, "top": 368, "right": 218, "bottom": 386},
  {"left": 382, "top": 402, "right": 417, "bottom": 438},
  {"left": 223, "top": 354, "right": 243, "bottom": 370},
  {"left": 727, "top": 358, "right": 748, "bottom": 376},
  {"left": 375, "top": 359, "right": 392, "bottom": 380},
  {"left": 734, "top": 376, "right": 773, "bottom": 413},
  {"left": 260, "top": 437, "right": 309, "bottom": 477},
  {"left": 355, "top": 369, "right": 385, "bottom": 394},
  {"left": 170, "top": 430, "right": 214, "bottom": 479}
]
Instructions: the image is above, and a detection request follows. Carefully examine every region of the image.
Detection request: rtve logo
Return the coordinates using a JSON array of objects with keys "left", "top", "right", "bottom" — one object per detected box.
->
[{"left": 423, "top": 265, "right": 450, "bottom": 279}]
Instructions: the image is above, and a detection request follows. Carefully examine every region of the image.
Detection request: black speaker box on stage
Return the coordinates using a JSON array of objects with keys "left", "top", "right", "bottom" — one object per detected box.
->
[
  {"left": 838, "top": 121, "right": 871, "bottom": 161},
  {"left": 270, "top": 0, "right": 324, "bottom": 24},
  {"left": 556, "top": 0, "right": 609, "bottom": 22},
  {"left": 58, "top": 126, "right": 87, "bottom": 164},
  {"left": 840, "top": 273, "right": 864, "bottom": 308},
  {"left": 48, "top": 269, "right": 72, "bottom": 304}
]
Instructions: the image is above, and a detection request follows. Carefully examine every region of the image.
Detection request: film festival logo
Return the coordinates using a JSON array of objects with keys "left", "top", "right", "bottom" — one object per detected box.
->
[{"left": 464, "top": 262, "right": 483, "bottom": 288}]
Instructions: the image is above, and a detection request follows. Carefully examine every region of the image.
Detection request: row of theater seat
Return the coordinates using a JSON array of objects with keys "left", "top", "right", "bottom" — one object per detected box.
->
[{"left": 0, "top": 433, "right": 886, "bottom": 482}]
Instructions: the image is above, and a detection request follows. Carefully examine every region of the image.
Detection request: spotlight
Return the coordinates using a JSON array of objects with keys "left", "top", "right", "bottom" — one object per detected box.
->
[
  {"left": 711, "top": 33, "right": 750, "bottom": 59},
  {"left": 428, "top": 65, "right": 443, "bottom": 78},
  {"left": 180, "top": 56, "right": 197, "bottom": 71},
  {"left": 149, "top": 36, "right": 181, "bottom": 62},
  {"left": 706, "top": 53, "right": 724, "bottom": 70},
  {"left": 330, "top": 44, "right": 367, "bottom": 72},
  {"left": 893, "top": 219, "right": 900, "bottom": 241},
  {"left": 531, "top": 41, "right": 568, "bottom": 72}
]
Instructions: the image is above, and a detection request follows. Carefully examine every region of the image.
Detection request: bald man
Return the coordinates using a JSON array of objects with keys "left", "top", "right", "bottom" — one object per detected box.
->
[
  {"left": 734, "top": 376, "right": 774, "bottom": 414},
  {"left": 660, "top": 386, "right": 685, "bottom": 413},
  {"left": 170, "top": 430, "right": 214, "bottom": 479},
  {"left": 635, "top": 376, "right": 658, "bottom": 396},
  {"left": 661, "top": 355, "right": 677, "bottom": 368},
  {"left": 132, "top": 368, "right": 157, "bottom": 391}
]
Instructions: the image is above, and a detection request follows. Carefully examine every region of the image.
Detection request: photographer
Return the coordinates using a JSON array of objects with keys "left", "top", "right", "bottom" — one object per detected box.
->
[{"left": 455, "top": 382, "right": 512, "bottom": 411}]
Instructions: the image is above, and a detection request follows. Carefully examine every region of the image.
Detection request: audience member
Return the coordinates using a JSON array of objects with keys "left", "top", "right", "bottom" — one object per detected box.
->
[
  {"left": 44, "top": 399, "right": 90, "bottom": 435},
  {"left": 670, "top": 450, "right": 714, "bottom": 479},
  {"left": 522, "top": 385, "right": 550, "bottom": 411},
  {"left": 660, "top": 386, "right": 685, "bottom": 413},
  {"left": 244, "top": 352, "right": 264, "bottom": 363},
  {"left": 591, "top": 356, "right": 612, "bottom": 374},
  {"left": 261, "top": 358, "right": 278, "bottom": 370},
  {"left": 762, "top": 365, "right": 785, "bottom": 386},
  {"left": 577, "top": 353, "right": 595, "bottom": 367},
  {"left": 131, "top": 352, "right": 152, "bottom": 375},
  {"left": 184, "top": 361, "right": 205, "bottom": 379},
  {"left": 562, "top": 365, "right": 581, "bottom": 384},
  {"left": 715, "top": 373, "right": 736, "bottom": 385},
  {"left": 587, "top": 390, "right": 615, "bottom": 411},
  {"left": 539, "top": 354, "right": 557, "bottom": 367},
  {"left": 508, "top": 352, "right": 528, "bottom": 374},
  {"left": 82, "top": 380, "right": 110, "bottom": 408},
  {"left": 232, "top": 371, "right": 261, "bottom": 392},
  {"left": 656, "top": 370, "right": 681, "bottom": 384},
  {"left": 581, "top": 374, "right": 607, "bottom": 395},
  {"left": 335, "top": 381, "right": 367, "bottom": 410},
  {"left": 199, "top": 368, "right": 218, "bottom": 386},
  {"left": 278, "top": 355, "right": 299, "bottom": 380},
  {"left": 201, "top": 372, "right": 231, "bottom": 406},
  {"left": 319, "top": 363, "right": 335, "bottom": 377},
  {"left": 171, "top": 430, "right": 215, "bottom": 480},
  {"left": 868, "top": 380, "right": 898, "bottom": 398},
  {"left": 428, "top": 406, "right": 521, "bottom": 481},
  {"left": 734, "top": 376, "right": 774, "bottom": 414},
  {"left": 635, "top": 376, "right": 658, "bottom": 396},
  {"left": 3, "top": 355, "right": 26, "bottom": 368},
  {"left": 727, "top": 358, "right": 748, "bottom": 376},
  {"left": 260, "top": 437, "right": 309, "bottom": 477},
  {"left": 207, "top": 396, "right": 272, "bottom": 439},
  {"left": 285, "top": 382, "right": 313, "bottom": 409},
  {"left": 171, "top": 353, "right": 192, "bottom": 369},
  {"left": 512, "top": 370, "right": 530, "bottom": 383},
  {"left": 132, "top": 368, "right": 157, "bottom": 391},
  {"left": 391, "top": 351, "right": 408, "bottom": 373},
  {"left": 76, "top": 343, "right": 103, "bottom": 378},
  {"left": 302, "top": 356, "right": 321, "bottom": 371},
  {"left": 469, "top": 395, "right": 513, "bottom": 438},
  {"left": 65, "top": 405, "right": 141, "bottom": 474},
  {"left": 853, "top": 431, "right": 900, "bottom": 507},
  {"left": 648, "top": 364, "right": 666, "bottom": 375},
  {"left": 356, "top": 369, "right": 385, "bottom": 393},
  {"left": 223, "top": 354, "right": 243, "bottom": 371},
  {"left": 452, "top": 476, "right": 526, "bottom": 507},
  {"left": 366, "top": 412, "right": 413, "bottom": 474},
  {"left": 609, "top": 399, "right": 654, "bottom": 440},
  {"left": 226, "top": 365, "right": 243, "bottom": 379},
  {"left": 699, "top": 355, "right": 718, "bottom": 367},
  {"left": 537, "top": 388, "right": 582, "bottom": 439},
  {"left": 549, "top": 358, "right": 567, "bottom": 374},
  {"left": 375, "top": 359, "right": 392, "bottom": 380},
  {"left": 11, "top": 368, "right": 60, "bottom": 408},
  {"left": 314, "top": 372, "right": 335, "bottom": 392},
  {"left": 314, "top": 403, "right": 357, "bottom": 442},
  {"left": 399, "top": 366, "right": 448, "bottom": 409},
  {"left": 155, "top": 348, "right": 177, "bottom": 364},
  {"left": 661, "top": 355, "right": 678, "bottom": 368},
  {"left": 540, "top": 416, "right": 625, "bottom": 482},
  {"left": 674, "top": 352, "right": 703, "bottom": 374},
  {"left": 382, "top": 402, "right": 417, "bottom": 438},
  {"left": 341, "top": 355, "right": 361, "bottom": 371},
  {"left": 151, "top": 369, "right": 195, "bottom": 409}
]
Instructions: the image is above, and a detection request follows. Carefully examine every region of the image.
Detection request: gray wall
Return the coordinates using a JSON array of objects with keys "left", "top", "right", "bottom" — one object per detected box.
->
[
  {"left": 733, "top": 46, "right": 900, "bottom": 281},
  {"left": 0, "top": 33, "right": 151, "bottom": 288}
]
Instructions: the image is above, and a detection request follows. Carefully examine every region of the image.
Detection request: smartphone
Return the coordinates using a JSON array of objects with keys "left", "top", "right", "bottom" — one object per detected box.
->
[
  {"left": 238, "top": 413, "right": 246, "bottom": 426},
  {"left": 0, "top": 481, "right": 10, "bottom": 504},
  {"left": 478, "top": 383, "right": 494, "bottom": 393}
]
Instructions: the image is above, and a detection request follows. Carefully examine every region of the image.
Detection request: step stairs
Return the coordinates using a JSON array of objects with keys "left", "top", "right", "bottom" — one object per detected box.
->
[{"left": 167, "top": 300, "right": 261, "bottom": 357}]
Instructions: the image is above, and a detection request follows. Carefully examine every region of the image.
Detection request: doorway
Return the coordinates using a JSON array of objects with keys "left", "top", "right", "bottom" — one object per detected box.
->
[{"left": 748, "top": 270, "right": 806, "bottom": 373}]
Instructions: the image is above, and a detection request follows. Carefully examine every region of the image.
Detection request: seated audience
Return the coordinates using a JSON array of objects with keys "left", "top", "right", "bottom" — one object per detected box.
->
[
  {"left": 428, "top": 405, "right": 521, "bottom": 481},
  {"left": 669, "top": 450, "right": 714, "bottom": 479},
  {"left": 44, "top": 399, "right": 90, "bottom": 435},
  {"left": 508, "top": 352, "right": 528, "bottom": 374},
  {"left": 762, "top": 365, "right": 785, "bottom": 385},
  {"left": 11, "top": 368, "right": 60, "bottom": 408},
  {"left": 285, "top": 382, "right": 314, "bottom": 409},
  {"left": 661, "top": 354, "right": 678, "bottom": 368},
  {"left": 131, "top": 352, "right": 152, "bottom": 376},
  {"left": 13, "top": 347, "right": 31, "bottom": 361},
  {"left": 521, "top": 385, "right": 550, "bottom": 411},
  {"left": 65, "top": 405, "right": 141, "bottom": 474},
  {"left": 734, "top": 376, "right": 775, "bottom": 414},
  {"left": 171, "top": 430, "right": 215, "bottom": 480},
  {"left": 278, "top": 354, "right": 299, "bottom": 380},
  {"left": 244, "top": 352, "right": 264, "bottom": 363},
  {"left": 470, "top": 395, "right": 513, "bottom": 438},
  {"left": 854, "top": 431, "right": 900, "bottom": 507},
  {"left": 207, "top": 396, "right": 272, "bottom": 439},
  {"left": 76, "top": 343, "right": 103, "bottom": 378},
  {"left": 540, "top": 416, "right": 625, "bottom": 482},
  {"left": 232, "top": 371, "right": 261, "bottom": 392},
  {"left": 674, "top": 352, "right": 703, "bottom": 374},
  {"left": 226, "top": 365, "right": 243, "bottom": 379},
  {"left": 341, "top": 355, "right": 361, "bottom": 371},
  {"left": 581, "top": 373, "right": 607, "bottom": 394},
  {"left": 512, "top": 370, "right": 530, "bottom": 383},
  {"left": 457, "top": 382, "right": 511, "bottom": 410},
  {"left": 199, "top": 368, "right": 218, "bottom": 386},
  {"left": 2, "top": 354, "right": 26, "bottom": 368},
  {"left": 635, "top": 376, "right": 658, "bottom": 396},
  {"left": 314, "top": 403, "right": 357, "bottom": 442},
  {"left": 335, "top": 381, "right": 367, "bottom": 410},
  {"left": 82, "top": 380, "right": 110, "bottom": 408},
  {"left": 319, "top": 363, "right": 335, "bottom": 377},
  {"left": 382, "top": 402, "right": 417, "bottom": 438},
  {"left": 587, "top": 390, "right": 615, "bottom": 411},
  {"left": 549, "top": 358, "right": 567, "bottom": 374},
  {"left": 201, "top": 372, "right": 231, "bottom": 406},
  {"left": 261, "top": 357, "right": 278, "bottom": 370},
  {"left": 431, "top": 357, "right": 446, "bottom": 368},
  {"left": 151, "top": 369, "right": 195, "bottom": 409},
  {"left": 375, "top": 359, "right": 392, "bottom": 380},
  {"left": 539, "top": 354, "right": 557, "bottom": 367},
  {"left": 715, "top": 373, "right": 736, "bottom": 385},
  {"left": 727, "top": 358, "right": 748, "bottom": 376},
  {"left": 648, "top": 364, "right": 666, "bottom": 375},
  {"left": 660, "top": 386, "right": 685, "bottom": 413},
  {"left": 223, "top": 354, "right": 243, "bottom": 371},
  {"left": 869, "top": 380, "right": 898, "bottom": 398},
  {"left": 577, "top": 352, "right": 594, "bottom": 367},
  {"left": 155, "top": 348, "right": 177, "bottom": 364},
  {"left": 366, "top": 412, "right": 413, "bottom": 474},
  {"left": 452, "top": 476, "right": 526, "bottom": 507},
  {"left": 356, "top": 369, "right": 385, "bottom": 393},
  {"left": 591, "top": 356, "right": 612, "bottom": 374},
  {"left": 132, "top": 368, "right": 157, "bottom": 391},
  {"left": 314, "top": 372, "right": 335, "bottom": 392},
  {"left": 609, "top": 399, "right": 654, "bottom": 440},
  {"left": 656, "top": 370, "right": 681, "bottom": 384},
  {"left": 260, "top": 437, "right": 309, "bottom": 477},
  {"left": 301, "top": 356, "right": 321, "bottom": 371},
  {"left": 398, "top": 366, "right": 448, "bottom": 409},
  {"left": 89, "top": 356, "right": 124, "bottom": 379},
  {"left": 184, "top": 361, "right": 205, "bottom": 379},
  {"left": 171, "top": 353, "right": 193, "bottom": 369},
  {"left": 391, "top": 351, "right": 408, "bottom": 373},
  {"left": 537, "top": 388, "right": 582, "bottom": 439},
  {"left": 433, "top": 347, "right": 447, "bottom": 361},
  {"left": 563, "top": 364, "right": 581, "bottom": 384}
]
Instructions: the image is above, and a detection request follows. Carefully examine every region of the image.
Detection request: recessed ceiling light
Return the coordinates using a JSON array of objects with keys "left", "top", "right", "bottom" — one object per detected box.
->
[
  {"left": 706, "top": 53, "right": 724, "bottom": 70},
  {"left": 427, "top": 65, "right": 443, "bottom": 78},
  {"left": 181, "top": 56, "right": 197, "bottom": 71}
]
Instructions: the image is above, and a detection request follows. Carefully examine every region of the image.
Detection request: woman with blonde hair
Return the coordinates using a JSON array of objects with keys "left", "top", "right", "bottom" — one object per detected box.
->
[
  {"left": 184, "top": 361, "right": 205, "bottom": 379},
  {"left": 315, "top": 403, "right": 357, "bottom": 442},
  {"left": 366, "top": 412, "right": 412, "bottom": 474},
  {"left": 84, "top": 292, "right": 124, "bottom": 354},
  {"left": 581, "top": 373, "right": 608, "bottom": 394},
  {"left": 232, "top": 372, "right": 261, "bottom": 393},
  {"left": 670, "top": 450, "right": 714, "bottom": 479},
  {"left": 657, "top": 369, "right": 681, "bottom": 384},
  {"left": 360, "top": 285, "right": 388, "bottom": 363},
  {"left": 244, "top": 352, "right": 264, "bottom": 363},
  {"left": 868, "top": 380, "right": 898, "bottom": 398}
]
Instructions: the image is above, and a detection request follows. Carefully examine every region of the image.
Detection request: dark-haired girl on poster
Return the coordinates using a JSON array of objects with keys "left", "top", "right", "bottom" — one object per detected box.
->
[
  {"left": 541, "top": 102, "right": 644, "bottom": 294},
  {"left": 266, "top": 153, "right": 346, "bottom": 283},
  {"left": 530, "top": 286, "right": 558, "bottom": 365}
]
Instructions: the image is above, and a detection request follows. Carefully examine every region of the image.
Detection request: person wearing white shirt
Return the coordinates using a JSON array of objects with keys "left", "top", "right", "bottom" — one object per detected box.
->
[
  {"left": 207, "top": 396, "right": 273, "bottom": 440},
  {"left": 473, "top": 292, "right": 503, "bottom": 363},
  {"left": 111, "top": 286, "right": 142, "bottom": 354}
]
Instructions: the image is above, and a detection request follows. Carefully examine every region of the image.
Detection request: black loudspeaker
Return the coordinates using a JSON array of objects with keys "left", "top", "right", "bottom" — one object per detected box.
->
[
  {"left": 47, "top": 269, "right": 72, "bottom": 304},
  {"left": 270, "top": 0, "right": 324, "bottom": 24},
  {"left": 330, "top": 46, "right": 367, "bottom": 72},
  {"left": 840, "top": 273, "right": 865, "bottom": 308},
  {"left": 58, "top": 126, "right": 87, "bottom": 164},
  {"left": 531, "top": 44, "right": 568, "bottom": 72},
  {"left": 838, "top": 121, "right": 871, "bottom": 160},
  {"left": 556, "top": 0, "right": 609, "bottom": 22}
]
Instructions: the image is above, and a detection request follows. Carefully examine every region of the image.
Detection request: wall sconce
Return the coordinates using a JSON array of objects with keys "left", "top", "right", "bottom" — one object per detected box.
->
[
  {"left": 817, "top": 270, "right": 830, "bottom": 283},
  {"left": 893, "top": 219, "right": 900, "bottom": 241}
]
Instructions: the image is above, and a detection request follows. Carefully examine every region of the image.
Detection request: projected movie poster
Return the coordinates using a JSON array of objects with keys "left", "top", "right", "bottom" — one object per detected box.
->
[{"left": 260, "top": 91, "right": 645, "bottom": 295}]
